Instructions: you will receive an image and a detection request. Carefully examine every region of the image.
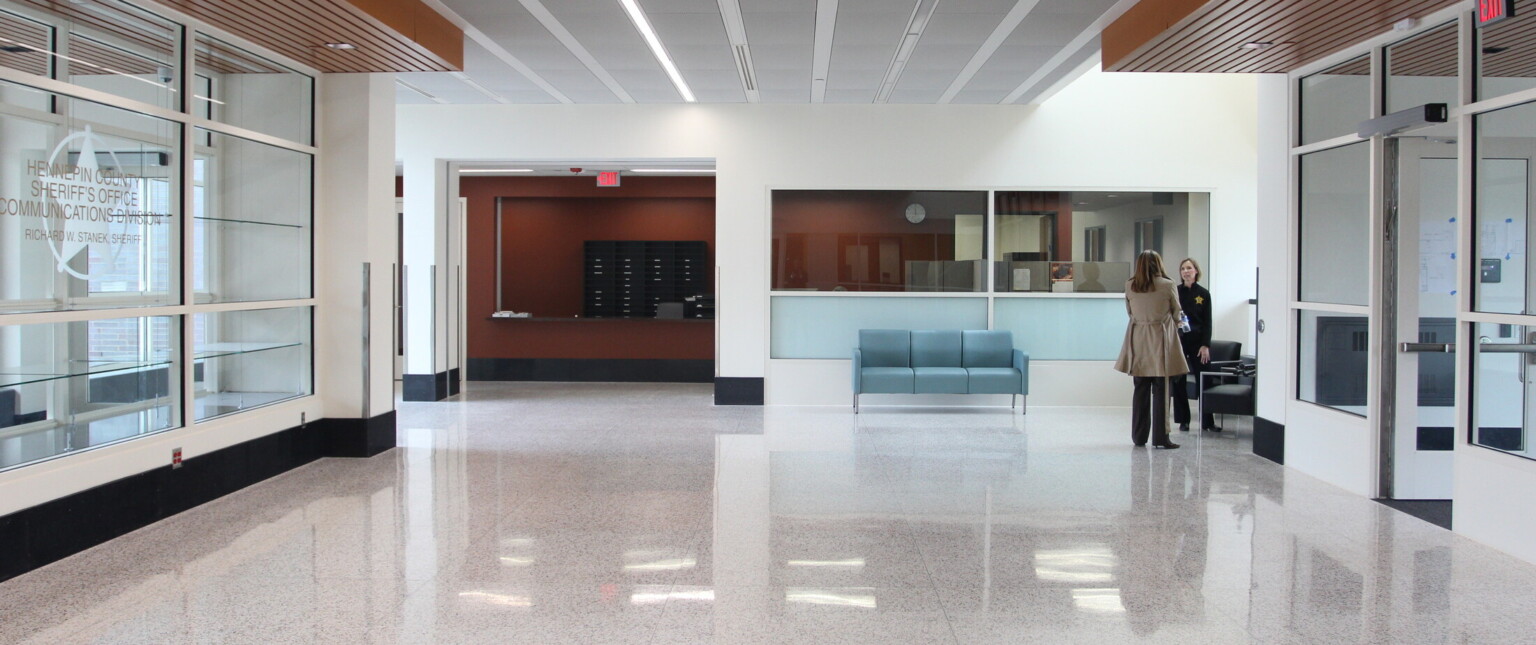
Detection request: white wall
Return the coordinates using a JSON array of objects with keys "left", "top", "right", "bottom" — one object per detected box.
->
[{"left": 395, "top": 67, "right": 1262, "bottom": 402}]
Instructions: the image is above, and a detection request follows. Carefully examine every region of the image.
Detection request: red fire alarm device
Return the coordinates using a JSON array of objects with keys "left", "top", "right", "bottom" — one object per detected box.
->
[
  {"left": 1479, "top": 0, "right": 1514, "bottom": 27},
  {"left": 597, "top": 171, "right": 621, "bottom": 187}
]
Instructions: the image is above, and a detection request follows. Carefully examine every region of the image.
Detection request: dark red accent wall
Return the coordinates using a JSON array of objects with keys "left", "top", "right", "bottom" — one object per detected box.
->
[{"left": 460, "top": 176, "right": 715, "bottom": 361}]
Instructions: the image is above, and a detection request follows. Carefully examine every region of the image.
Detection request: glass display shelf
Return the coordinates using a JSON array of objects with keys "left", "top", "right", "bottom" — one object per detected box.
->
[
  {"left": 0, "top": 357, "right": 174, "bottom": 389},
  {"left": 194, "top": 215, "right": 305, "bottom": 229},
  {"left": 193, "top": 341, "right": 302, "bottom": 360}
]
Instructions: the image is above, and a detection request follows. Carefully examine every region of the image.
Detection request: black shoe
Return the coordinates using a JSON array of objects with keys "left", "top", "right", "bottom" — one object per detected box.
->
[
  {"left": 1134, "top": 443, "right": 1146, "bottom": 447},
  {"left": 1178, "top": 423, "right": 1189, "bottom": 432},
  {"left": 1154, "top": 442, "right": 1180, "bottom": 449},
  {"left": 1203, "top": 426, "right": 1222, "bottom": 432}
]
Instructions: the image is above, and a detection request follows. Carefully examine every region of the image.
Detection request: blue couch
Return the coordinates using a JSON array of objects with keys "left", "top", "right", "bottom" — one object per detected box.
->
[{"left": 852, "top": 329, "right": 1029, "bottom": 412}]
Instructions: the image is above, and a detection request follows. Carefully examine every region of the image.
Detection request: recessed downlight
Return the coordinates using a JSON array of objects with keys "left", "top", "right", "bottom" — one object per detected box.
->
[
  {"left": 1242, "top": 42, "right": 1274, "bottom": 50},
  {"left": 323, "top": 43, "right": 357, "bottom": 50}
]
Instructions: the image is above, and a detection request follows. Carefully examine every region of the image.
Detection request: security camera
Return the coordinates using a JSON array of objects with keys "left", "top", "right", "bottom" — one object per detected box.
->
[{"left": 156, "top": 66, "right": 173, "bottom": 84}]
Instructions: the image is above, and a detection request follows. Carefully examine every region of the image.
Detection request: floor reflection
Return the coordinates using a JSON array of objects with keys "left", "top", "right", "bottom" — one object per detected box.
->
[{"left": 2, "top": 383, "right": 1536, "bottom": 643}]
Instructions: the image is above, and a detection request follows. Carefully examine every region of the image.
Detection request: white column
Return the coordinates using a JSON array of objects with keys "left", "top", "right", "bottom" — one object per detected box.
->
[
  {"left": 1255, "top": 73, "right": 1291, "bottom": 423},
  {"left": 316, "top": 73, "right": 397, "bottom": 418},
  {"left": 402, "top": 156, "right": 454, "bottom": 397}
]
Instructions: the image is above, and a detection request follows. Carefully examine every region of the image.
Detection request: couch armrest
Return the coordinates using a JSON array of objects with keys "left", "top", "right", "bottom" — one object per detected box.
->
[
  {"left": 1013, "top": 349, "right": 1029, "bottom": 395},
  {"left": 852, "top": 348, "right": 863, "bottom": 394}
]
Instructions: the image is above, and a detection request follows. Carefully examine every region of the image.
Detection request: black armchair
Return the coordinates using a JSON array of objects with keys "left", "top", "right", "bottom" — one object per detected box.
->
[{"left": 1201, "top": 356, "right": 1256, "bottom": 430}]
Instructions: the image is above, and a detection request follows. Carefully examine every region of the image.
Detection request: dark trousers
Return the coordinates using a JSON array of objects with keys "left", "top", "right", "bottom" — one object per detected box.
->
[
  {"left": 1131, "top": 376, "right": 1172, "bottom": 446},
  {"left": 1171, "top": 350, "right": 1215, "bottom": 428}
]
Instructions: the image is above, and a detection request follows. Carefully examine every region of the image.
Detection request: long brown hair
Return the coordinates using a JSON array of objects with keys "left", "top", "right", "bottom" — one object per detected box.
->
[{"left": 1130, "top": 250, "right": 1169, "bottom": 293}]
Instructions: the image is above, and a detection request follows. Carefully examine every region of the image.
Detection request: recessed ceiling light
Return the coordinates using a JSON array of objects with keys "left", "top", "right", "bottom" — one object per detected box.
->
[
  {"left": 1242, "top": 42, "right": 1274, "bottom": 50},
  {"left": 323, "top": 43, "right": 356, "bottom": 50}
]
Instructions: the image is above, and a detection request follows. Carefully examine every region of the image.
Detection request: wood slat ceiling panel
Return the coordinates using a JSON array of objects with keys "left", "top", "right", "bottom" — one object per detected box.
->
[
  {"left": 1105, "top": 0, "right": 1459, "bottom": 74},
  {"left": 162, "top": 0, "right": 457, "bottom": 72},
  {"left": 6, "top": 0, "right": 457, "bottom": 73}
]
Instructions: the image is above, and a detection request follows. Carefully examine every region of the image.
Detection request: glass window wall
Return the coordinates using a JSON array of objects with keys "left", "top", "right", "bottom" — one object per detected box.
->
[
  {"left": 1477, "top": 0, "right": 1536, "bottom": 101},
  {"left": 194, "top": 33, "right": 314, "bottom": 145},
  {"left": 194, "top": 129, "right": 312, "bottom": 303},
  {"left": 193, "top": 307, "right": 311, "bottom": 420},
  {"left": 1300, "top": 56, "right": 1371, "bottom": 145},
  {"left": 1299, "top": 142, "right": 1371, "bottom": 305},
  {"left": 1385, "top": 22, "right": 1459, "bottom": 114},
  {"left": 1471, "top": 323, "right": 1535, "bottom": 455},
  {"left": 1474, "top": 103, "right": 1534, "bottom": 316},
  {"left": 771, "top": 190, "right": 988, "bottom": 292},
  {"left": 0, "top": 80, "right": 180, "bottom": 314},
  {"left": 0, "top": 5, "right": 315, "bottom": 472},
  {"left": 992, "top": 191, "right": 1208, "bottom": 294},
  {"left": 1297, "top": 310, "right": 1368, "bottom": 416},
  {"left": 0, "top": 316, "right": 178, "bottom": 471}
]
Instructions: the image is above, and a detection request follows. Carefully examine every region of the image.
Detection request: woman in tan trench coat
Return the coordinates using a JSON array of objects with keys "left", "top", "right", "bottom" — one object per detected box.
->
[{"left": 1114, "top": 250, "right": 1189, "bottom": 449}]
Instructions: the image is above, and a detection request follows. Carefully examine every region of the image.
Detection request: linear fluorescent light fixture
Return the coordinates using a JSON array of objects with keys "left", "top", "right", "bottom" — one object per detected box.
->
[
  {"left": 618, "top": 0, "right": 696, "bottom": 102},
  {"left": 460, "top": 168, "right": 535, "bottom": 173},
  {"left": 630, "top": 168, "right": 716, "bottom": 173}
]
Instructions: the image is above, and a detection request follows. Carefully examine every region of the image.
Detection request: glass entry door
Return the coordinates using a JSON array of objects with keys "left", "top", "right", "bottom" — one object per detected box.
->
[{"left": 1384, "top": 134, "right": 1457, "bottom": 500}]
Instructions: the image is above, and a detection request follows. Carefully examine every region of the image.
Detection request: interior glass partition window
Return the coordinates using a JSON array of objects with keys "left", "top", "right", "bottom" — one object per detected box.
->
[
  {"left": 0, "top": 80, "right": 181, "bottom": 314},
  {"left": 1300, "top": 56, "right": 1371, "bottom": 145},
  {"left": 1299, "top": 142, "right": 1371, "bottom": 305},
  {"left": 194, "top": 33, "right": 314, "bottom": 145},
  {"left": 1385, "top": 21, "right": 1459, "bottom": 114},
  {"left": 0, "top": 0, "right": 182, "bottom": 110},
  {"left": 194, "top": 129, "right": 312, "bottom": 304},
  {"left": 0, "top": 316, "right": 179, "bottom": 472},
  {"left": 1477, "top": 1, "right": 1536, "bottom": 101},
  {"left": 991, "top": 191, "right": 1207, "bottom": 294},
  {"left": 193, "top": 307, "right": 311, "bottom": 421},
  {"left": 1297, "top": 310, "right": 1368, "bottom": 416},
  {"left": 1473, "top": 103, "right": 1534, "bottom": 315},
  {"left": 1472, "top": 323, "right": 1536, "bottom": 456},
  {"left": 771, "top": 190, "right": 987, "bottom": 292}
]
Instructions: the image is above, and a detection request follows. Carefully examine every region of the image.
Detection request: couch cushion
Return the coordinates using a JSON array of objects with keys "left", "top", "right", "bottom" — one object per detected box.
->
[
  {"left": 914, "top": 367, "right": 968, "bottom": 393},
  {"left": 859, "top": 330, "right": 911, "bottom": 368},
  {"left": 966, "top": 367, "right": 1022, "bottom": 394},
  {"left": 962, "top": 330, "right": 1014, "bottom": 368},
  {"left": 911, "top": 330, "right": 962, "bottom": 367},
  {"left": 860, "top": 367, "right": 915, "bottom": 393}
]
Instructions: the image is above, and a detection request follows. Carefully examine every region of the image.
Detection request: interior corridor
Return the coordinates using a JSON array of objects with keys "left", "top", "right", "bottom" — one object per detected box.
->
[{"left": 3, "top": 383, "right": 1534, "bottom": 644}]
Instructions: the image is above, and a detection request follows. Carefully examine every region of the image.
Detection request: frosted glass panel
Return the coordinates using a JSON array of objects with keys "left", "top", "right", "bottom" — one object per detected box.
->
[
  {"left": 993, "top": 297, "right": 1127, "bottom": 361},
  {"left": 771, "top": 296, "right": 988, "bottom": 359}
]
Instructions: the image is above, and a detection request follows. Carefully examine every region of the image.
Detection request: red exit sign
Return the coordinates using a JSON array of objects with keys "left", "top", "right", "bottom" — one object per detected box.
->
[
  {"left": 597, "top": 171, "right": 621, "bottom": 187},
  {"left": 1479, "top": 0, "right": 1514, "bottom": 27}
]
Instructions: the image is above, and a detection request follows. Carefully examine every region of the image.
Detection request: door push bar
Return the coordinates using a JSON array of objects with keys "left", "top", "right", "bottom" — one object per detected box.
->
[{"left": 1400, "top": 342, "right": 1536, "bottom": 353}]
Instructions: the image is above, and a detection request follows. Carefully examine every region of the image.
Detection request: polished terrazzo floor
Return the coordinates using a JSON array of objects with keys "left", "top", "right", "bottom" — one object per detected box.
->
[{"left": 4, "top": 382, "right": 1536, "bottom": 644}]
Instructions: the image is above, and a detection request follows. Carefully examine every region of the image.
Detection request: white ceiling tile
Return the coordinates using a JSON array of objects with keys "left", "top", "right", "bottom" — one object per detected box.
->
[
  {"left": 950, "top": 89, "right": 1010, "bottom": 104},
  {"left": 409, "top": 0, "right": 1119, "bottom": 105},
  {"left": 641, "top": 0, "right": 721, "bottom": 11},
  {"left": 740, "top": 0, "right": 815, "bottom": 13},
  {"left": 822, "top": 88, "right": 877, "bottom": 103}
]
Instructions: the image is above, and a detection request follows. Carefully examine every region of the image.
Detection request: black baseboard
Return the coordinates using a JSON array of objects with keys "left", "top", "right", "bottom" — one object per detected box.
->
[
  {"left": 316, "top": 411, "right": 398, "bottom": 458},
  {"left": 466, "top": 358, "right": 713, "bottom": 383},
  {"left": 0, "top": 415, "right": 391, "bottom": 584},
  {"left": 403, "top": 370, "right": 451, "bottom": 401},
  {"left": 714, "top": 377, "right": 764, "bottom": 405},
  {"left": 1254, "top": 416, "right": 1284, "bottom": 464},
  {"left": 448, "top": 368, "right": 461, "bottom": 396}
]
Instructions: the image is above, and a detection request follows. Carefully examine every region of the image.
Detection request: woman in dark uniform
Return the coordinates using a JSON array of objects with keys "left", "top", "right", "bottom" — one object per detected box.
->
[{"left": 1172, "top": 258, "right": 1214, "bottom": 432}]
